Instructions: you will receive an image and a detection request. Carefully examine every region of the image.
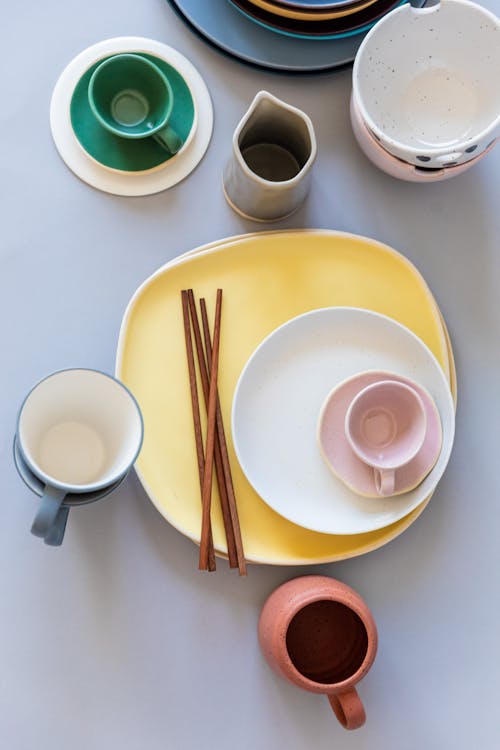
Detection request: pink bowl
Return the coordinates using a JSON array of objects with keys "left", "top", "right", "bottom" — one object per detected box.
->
[{"left": 350, "top": 95, "right": 498, "bottom": 183}]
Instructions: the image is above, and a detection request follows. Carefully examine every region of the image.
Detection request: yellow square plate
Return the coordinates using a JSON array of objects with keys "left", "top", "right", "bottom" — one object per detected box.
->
[{"left": 116, "top": 230, "right": 456, "bottom": 565}]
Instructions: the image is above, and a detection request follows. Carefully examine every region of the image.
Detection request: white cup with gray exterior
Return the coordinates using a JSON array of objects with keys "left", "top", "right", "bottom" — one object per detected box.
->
[
  {"left": 223, "top": 91, "right": 317, "bottom": 222},
  {"left": 352, "top": 0, "right": 500, "bottom": 168},
  {"left": 16, "top": 369, "right": 143, "bottom": 545}
]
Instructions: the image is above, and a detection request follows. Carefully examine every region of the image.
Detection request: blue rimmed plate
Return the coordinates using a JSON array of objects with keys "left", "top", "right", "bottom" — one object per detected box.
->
[
  {"left": 167, "top": 0, "right": 423, "bottom": 72},
  {"left": 230, "top": 0, "right": 404, "bottom": 39},
  {"left": 280, "top": 0, "right": 354, "bottom": 5}
]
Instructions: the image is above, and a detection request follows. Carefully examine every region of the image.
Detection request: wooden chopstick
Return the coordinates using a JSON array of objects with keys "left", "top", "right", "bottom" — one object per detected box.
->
[
  {"left": 200, "top": 298, "right": 247, "bottom": 576},
  {"left": 199, "top": 289, "right": 223, "bottom": 571},
  {"left": 181, "top": 291, "right": 216, "bottom": 572},
  {"left": 187, "top": 290, "right": 239, "bottom": 568}
]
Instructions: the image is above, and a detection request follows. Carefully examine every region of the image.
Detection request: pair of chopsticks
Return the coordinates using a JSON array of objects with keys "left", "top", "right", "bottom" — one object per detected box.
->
[{"left": 181, "top": 289, "right": 246, "bottom": 575}]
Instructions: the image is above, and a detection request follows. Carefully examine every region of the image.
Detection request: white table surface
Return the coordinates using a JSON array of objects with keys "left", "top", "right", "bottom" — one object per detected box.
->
[{"left": 2, "top": 1, "right": 500, "bottom": 748}]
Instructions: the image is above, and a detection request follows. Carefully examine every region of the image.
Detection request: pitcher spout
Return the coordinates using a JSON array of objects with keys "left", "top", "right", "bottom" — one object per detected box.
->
[{"left": 223, "top": 90, "right": 317, "bottom": 222}]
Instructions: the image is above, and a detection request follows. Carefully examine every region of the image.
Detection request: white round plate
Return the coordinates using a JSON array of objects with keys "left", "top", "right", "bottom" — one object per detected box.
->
[
  {"left": 50, "top": 37, "right": 213, "bottom": 196},
  {"left": 231, "top": 307, "right": 455, "bottom": 535}
]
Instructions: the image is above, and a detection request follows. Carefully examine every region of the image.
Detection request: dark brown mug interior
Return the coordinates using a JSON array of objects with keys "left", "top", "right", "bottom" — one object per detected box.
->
[{"left": 285, "top": 600, "right": 368, "bottom": 685}]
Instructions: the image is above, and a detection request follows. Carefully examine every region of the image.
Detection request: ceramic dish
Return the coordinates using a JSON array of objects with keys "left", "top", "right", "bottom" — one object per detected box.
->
[
  {"left": 50, "top": 37, "right": 213, "bottom": 196},
  {"left": 167, "top": 0, "right": 423, "bottom": 73},
  {"left": 280, "top": 0, "right": 356, "bottom": 5},
  {"left": 350, "top": 96, "right": 497, "bottom": 183},
  {"left": 318, "top": 371, "right": 442, "bottom": 498},
  {"left": 352, "top": 0, "right": 500, "bottom": 167},
  {"left": 149, "top": 231, "right": 457, "bottom": 408},
  {"left": 148, "top": 230, "right": 455, "bottom": 397},
  {"left": 116, "top": 230, "right": 455, "bottom": 564},
  {"left": 170, "top": 231, "right": 455, "bottom": 401},
  {"left": 13, "top": 438, "right": 127, "bottom": 506},
  {"left": 70, "top": 54, "right": 196, "bottom": 173},
  {"left": 248, "top": 0, "right": 379, "bottom": 21},
  {"left": 229, "top": 0, "right": 404, "bottom": 39},
  {"left": 232, "top": 308, "right": 454, "bottom": 535}
]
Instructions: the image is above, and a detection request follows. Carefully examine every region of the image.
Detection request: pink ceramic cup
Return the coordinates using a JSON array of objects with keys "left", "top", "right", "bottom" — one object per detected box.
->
[
  {"left": 258, "top": 576, "right": 378, "bottom": 730},
  {"left": 345, "top": 380, "right": 427, "bottom": 496}
]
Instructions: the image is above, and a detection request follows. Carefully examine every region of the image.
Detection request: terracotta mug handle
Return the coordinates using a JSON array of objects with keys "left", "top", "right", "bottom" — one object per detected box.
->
[{"left": 327, "top": 688, "right": 366, "bottom": 730}]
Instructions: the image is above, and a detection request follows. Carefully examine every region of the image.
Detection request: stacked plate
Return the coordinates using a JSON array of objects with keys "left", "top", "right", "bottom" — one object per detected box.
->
[
  {"left": 116, "top": 230, "right": 456, "bottom": 566},
  {"left": 350, "top": 96, "right": 499, "bottom": 183},
  {"left": 50, "top": 37, "right": 213, "bottom": 196},
  {"left": 228, "top": 0, "right": 404, "bottom": 40},
  {"left": 167, "top": 0, "right": 424, "bottom": 73},
  {"left": 350, "top": 0, "right": 500, "bottom": 182},
  {"left": 231, "top": 307, "right": 454, "bottom": 536}
]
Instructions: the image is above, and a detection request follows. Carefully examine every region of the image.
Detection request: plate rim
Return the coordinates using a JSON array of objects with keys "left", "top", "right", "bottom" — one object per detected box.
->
[
  {"left": 229, "top": 0, "right": 404, "bottom": 40},
  {"left": 69, "top": 53, "right": 197, "bottom": 173},
  {"left": 278, "top": 0, "right": 359, "bottom": 7},
  {"left": 115, "top": 230, "right": 455, "bottom": 565},
  {"left": 248, "top": 0, "right": 378, "bottom": 19},
  {"left": 117, "top": 230, "right": 449, "bottom": 379},
  {"left": 49, "top": 36, "right": 213, "bottom": 196},
  {"left": 166, "top": 0, "right": 362, "bottom": 73},
  {"left": 231, "top": 305, "right": 455, "bottom": 535},
  {"left": 167, "top": 0, "right": 424, "bottom": 72}
]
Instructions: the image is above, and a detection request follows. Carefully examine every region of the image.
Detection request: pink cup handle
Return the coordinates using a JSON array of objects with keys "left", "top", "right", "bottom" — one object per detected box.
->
[
  {"left": 375, "top": 468, "right": 395, "bottom": 496},
  {"left": 328, "top": 688, "right": 366, "bottom": 730}
]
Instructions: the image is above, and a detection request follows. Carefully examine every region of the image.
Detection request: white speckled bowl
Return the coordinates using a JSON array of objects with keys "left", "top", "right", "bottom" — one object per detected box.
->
[
  {"left": 352, "top": 0, "right": 500, "bottom": 168},
  {"left": 350, "top": 94, "right": 498, "bottom": 182}
]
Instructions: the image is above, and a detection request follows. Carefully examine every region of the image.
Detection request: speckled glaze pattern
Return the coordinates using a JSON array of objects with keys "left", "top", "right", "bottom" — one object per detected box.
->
[
  {"left": 258, "top": 576, "right": 377, "bottom": 730},
  {"left": 352, "top": 0, "right": 500, "bottom": 167},
  {"left": 350, "top": 95, "right": 498, "bottom": 182}
]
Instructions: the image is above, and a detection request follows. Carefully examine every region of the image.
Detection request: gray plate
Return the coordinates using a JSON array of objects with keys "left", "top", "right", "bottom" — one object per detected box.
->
[
  {"left": 168, "top": 0, "right": 425, "bottom": 73},
  {"left": 279, "top": 0, "right": 356, "bottom": 7},
  {"left": 168, "top": 0, "right": 365, "bottom": 72},
  {"left": 13, "top": 438, "right": 128, "bottom": 506}
]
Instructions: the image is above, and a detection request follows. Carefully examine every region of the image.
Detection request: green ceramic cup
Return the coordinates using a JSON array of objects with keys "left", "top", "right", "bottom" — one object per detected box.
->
[{"left": 88, "top": 53, "right": 183, "bottom": 155}]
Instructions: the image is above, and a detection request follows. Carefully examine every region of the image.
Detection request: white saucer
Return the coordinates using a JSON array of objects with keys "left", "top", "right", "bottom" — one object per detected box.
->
[
  {"left": 231, "top": 307, "right": 455, "bottom": 535},
  {"left": 50, "top": 37, "right": 213, "bottom": 196}
]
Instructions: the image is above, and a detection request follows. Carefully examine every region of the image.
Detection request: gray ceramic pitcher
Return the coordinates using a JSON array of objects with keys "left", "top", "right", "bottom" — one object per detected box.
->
[{"left": 223, "top": 91, "right": 317, "bottom": 222}]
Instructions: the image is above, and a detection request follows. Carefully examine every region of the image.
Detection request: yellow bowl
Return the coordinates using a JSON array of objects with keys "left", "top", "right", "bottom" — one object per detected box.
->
[
  {"left": 247, "top": 0, "right": 379, "bottom": 20},
  {"left": 116, "top": 230, "right": 455, "bottom": 566}
]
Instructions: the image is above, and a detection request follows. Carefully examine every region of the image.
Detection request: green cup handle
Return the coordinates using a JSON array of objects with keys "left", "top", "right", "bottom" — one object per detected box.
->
[{"left": 153, "top": 124, "right": 183, "bottom": 155}]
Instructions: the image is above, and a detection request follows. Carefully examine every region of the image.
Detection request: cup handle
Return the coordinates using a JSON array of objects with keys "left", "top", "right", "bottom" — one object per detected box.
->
[
  {"left": 153, "top": 124, "right": 183, "bottom": 155},
  {"left": 328, "top": 688, "right": 366, "bottom": 730},
  {"left": 44, "top": 506, "right": 70, "bottom": 546},
  {"left": 31, "top": 486, "right": 66, "bottom": 539},
  {"left": 411, "top": 0, "right": 440, "bottom": 10},
  {"left": 374, "top": 468, "right": 395, "bottom": 496}
]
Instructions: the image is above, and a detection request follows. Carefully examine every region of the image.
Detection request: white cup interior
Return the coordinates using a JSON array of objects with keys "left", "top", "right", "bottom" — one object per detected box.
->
[
  {"left": 18, "top": 369, "right": 143, "bottom": 491},
  {"left": 354, "top": 0, "right": 500, "bottom": 152}
]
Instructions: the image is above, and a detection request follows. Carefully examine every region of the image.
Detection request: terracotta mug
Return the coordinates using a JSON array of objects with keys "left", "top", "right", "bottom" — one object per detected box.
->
[{"left": 258, "top": 576, "right": 377, "bottom": 730}]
